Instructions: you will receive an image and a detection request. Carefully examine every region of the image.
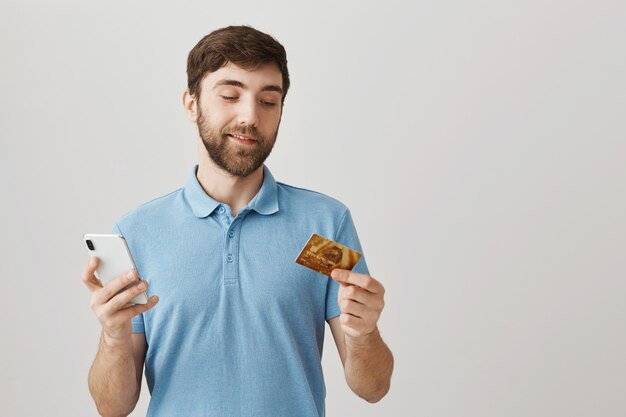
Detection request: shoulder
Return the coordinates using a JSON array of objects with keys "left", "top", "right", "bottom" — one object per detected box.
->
[
  {"left": 276, "top": 180, "right": 350, "bottom": 217},
  {"left": 114, "top": 188, "right": 185, "bottom": 232}
]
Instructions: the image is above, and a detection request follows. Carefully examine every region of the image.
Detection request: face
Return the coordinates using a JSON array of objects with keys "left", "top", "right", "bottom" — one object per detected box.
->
[{"left": 191, "top": 62, "right": 284, "bottom": 177}]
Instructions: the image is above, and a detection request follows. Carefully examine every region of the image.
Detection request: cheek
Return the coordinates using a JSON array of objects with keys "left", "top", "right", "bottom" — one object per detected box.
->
[
  {"left": 263, "top": 111, "right": 282, "bottom": 132},
  {"left": 202, "top": 99, "right": 236, "bottom": 126}
]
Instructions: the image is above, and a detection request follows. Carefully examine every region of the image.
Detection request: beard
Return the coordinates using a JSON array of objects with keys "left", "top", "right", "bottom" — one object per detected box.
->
[{"left": 196, "top": 105, "right": 278, "bottom": 178}]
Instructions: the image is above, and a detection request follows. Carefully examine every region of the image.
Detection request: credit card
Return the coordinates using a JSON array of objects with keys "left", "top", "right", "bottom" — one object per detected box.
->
[{"left": 295, "top": 233, "right": 362, "bottom": 276}]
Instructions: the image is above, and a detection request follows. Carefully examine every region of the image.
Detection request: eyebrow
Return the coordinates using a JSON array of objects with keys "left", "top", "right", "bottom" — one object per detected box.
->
[{"left": 213, "top": 79, "right": 284, "bottom": 95}]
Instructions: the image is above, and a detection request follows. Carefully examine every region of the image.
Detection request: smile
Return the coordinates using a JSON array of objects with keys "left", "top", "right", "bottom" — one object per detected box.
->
[
  {"left": 228, "top": 134, "right": 258, "bottom": 145},
  {"left": 228, "top": 133, "right": 257, "bottom": 141}
]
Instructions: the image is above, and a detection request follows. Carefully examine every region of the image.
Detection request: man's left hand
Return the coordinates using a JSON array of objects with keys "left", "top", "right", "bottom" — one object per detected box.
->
[{"left": 330, "top": 269, "right": 386, "bottom": 340}]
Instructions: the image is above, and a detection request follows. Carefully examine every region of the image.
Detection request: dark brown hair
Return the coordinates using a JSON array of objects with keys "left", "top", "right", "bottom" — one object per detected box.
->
[{"left": 187, "top": 25, "right": 290, "bottom": 104}]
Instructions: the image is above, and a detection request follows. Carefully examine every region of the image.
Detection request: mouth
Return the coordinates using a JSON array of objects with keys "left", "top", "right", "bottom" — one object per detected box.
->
[{"left": 227, "top": 133, "right": 258, "bottom": 145}]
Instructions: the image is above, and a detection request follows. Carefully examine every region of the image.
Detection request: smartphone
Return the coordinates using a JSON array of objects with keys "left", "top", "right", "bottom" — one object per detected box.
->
[{"left": 83, "top": 234, "right": 148, "bottom": 305}]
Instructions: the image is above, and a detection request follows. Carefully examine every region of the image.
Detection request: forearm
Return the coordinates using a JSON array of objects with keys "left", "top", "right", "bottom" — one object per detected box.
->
[
  {"left": 88, "top": 332, "right": 140, "bottom": 417},
  {"left": 344, "top": 328, "right": 393, "bottom": 403}
]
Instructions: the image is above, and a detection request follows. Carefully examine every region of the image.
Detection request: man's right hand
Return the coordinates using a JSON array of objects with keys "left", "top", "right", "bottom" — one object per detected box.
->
[{"left": 81, "top": 256, "right": 159, "bottom": 344}]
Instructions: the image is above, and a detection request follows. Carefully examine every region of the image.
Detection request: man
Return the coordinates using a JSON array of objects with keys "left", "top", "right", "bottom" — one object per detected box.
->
[{"left": 81, "top": 25, "right": 393, "bottom": 417}]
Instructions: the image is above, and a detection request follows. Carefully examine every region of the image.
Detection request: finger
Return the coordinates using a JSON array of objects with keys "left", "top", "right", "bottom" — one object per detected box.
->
[
  {"left": 117, "top": 295, "right": 159, "bottom": 322},
  {"left": 339, "top": 313, "right": 377, "bottom": 336},
  {"left": 339, "top": 283, "right": 378, "bottom": 305},
  {"left": 94, "top": 268, "right": 139, "bottom": 305},
  {"left": 340, "top": 312, "right": 366, "bottom": 329},
  {"left": 102, "top": 279, "right": 149, "bottom": 314},
  {"left": 339, "top": 298, "right": 369, "bottom": 319},
  {"left": 81, "top": 256, "right": 103, "bottom": 291},
  {"left": 331, "top": 269, "right": 383, "bottom": 294}
]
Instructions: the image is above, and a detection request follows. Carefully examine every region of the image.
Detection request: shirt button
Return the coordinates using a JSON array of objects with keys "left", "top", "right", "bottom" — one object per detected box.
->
[
  {"left": 228, "top": 230, "right": 235, "bottom": 238},
  {"left": 226, "top": 254, "right": 234, "bottom": 263},
  {"left": 218, "top": 206, "right": 226, "bottom": 214}
]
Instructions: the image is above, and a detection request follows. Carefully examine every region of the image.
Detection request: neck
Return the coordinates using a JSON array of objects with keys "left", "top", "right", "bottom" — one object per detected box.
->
[{"left": 196, "top": 146, "right": 264, "bottom": 218}]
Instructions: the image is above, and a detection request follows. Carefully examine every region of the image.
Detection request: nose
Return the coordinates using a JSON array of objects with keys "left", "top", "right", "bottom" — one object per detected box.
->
[{"left": 236, "top": 97, "right": 260, "bottom": 127}]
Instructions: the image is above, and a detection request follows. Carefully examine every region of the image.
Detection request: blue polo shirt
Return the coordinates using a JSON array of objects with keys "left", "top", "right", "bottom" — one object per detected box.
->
[{"left": 113, "top": 165, "right": 369, "bottom": 417}]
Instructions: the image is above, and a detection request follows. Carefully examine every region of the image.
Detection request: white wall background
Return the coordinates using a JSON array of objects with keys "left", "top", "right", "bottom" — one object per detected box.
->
[{"left": 1, "top": 0, "right": 625, "bottom": 416}]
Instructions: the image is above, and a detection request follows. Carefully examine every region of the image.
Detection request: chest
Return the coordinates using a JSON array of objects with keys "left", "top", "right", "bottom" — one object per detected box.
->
[{"left": 137, "top": 226, "right": 330, "bottom": 329}]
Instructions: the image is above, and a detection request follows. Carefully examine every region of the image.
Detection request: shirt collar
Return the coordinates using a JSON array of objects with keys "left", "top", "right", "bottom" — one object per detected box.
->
[{"left": 184, "top": 164, "right": 279, "bottom": 218}]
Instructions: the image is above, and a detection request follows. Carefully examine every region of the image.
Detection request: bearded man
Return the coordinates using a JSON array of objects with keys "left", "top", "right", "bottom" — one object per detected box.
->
[{"left": 81, "top": 25, "right": 393, "bottom": 417}]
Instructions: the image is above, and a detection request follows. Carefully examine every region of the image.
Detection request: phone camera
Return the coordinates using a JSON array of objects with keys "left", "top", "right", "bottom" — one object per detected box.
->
[{"left": 86, "top": 240, "right": 95, "bottom": 250}]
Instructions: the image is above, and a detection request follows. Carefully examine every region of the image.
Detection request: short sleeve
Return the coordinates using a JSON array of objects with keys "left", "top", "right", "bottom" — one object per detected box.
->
[
  {"left": 131, "top": 313, "right": 146, "bottom": 333},
  {"left": 325, "top": 209, "right": 370, "bottom": 320},
  {"left": 112, "top": 222, "right": 146, "bottom": 334}
]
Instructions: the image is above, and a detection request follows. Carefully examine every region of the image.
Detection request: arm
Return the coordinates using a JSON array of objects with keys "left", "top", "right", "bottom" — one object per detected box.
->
[
  {"left": 329, "top": 319, "right": 393, "bottom": 402},
  {"left": 88, "top": 333, "right": 147, "bottom": 417},
  {"left": 328, "top": 269, "right": 394, "bottom": 403},
  {"left": 82, "top": 257, "right": 158, "bottom": 417}
]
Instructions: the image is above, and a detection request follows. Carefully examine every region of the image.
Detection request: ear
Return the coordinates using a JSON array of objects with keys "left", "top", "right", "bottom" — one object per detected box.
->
[{"left": 182, "top": 89, "right": 198, "bottom": 122}]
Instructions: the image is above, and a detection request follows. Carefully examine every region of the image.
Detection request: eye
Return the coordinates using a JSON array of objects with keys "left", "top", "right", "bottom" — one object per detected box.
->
[
  {"left": 261, "top": 101, "right": 277, "bottom": 107},
  {"left": 220, "top": 95, "right": 238, "bottom": 101}
]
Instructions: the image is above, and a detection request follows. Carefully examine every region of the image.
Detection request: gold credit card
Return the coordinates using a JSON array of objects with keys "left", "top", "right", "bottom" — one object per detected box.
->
[{"left": 295, "top": 233, "right": 362, "bottom": 276}]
